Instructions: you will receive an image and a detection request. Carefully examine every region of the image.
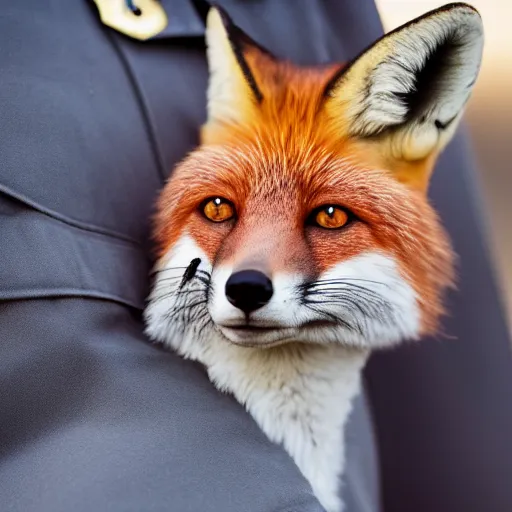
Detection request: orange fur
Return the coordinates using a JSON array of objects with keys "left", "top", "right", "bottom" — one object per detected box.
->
[{"left": 155, "top": 23, "right": 455, "bottom": 338}]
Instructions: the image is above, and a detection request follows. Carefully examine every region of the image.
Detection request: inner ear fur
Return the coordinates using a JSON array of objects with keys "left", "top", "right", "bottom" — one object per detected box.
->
[
  {"left": 324, "top": 3, "right": 483, "bottom": 170},
  {"left": 202, "top": 5, "right": 275, "bottom": 142}
]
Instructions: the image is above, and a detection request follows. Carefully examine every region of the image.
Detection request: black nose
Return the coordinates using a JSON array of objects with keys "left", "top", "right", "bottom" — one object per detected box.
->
[{"left": 225, "top": 270, "right": 273, "bottom": 314}]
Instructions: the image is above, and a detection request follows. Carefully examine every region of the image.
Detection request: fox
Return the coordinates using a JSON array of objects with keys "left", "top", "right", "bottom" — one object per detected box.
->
[{"left": 144, "top": 3, "right": 483, "bottom": 511}]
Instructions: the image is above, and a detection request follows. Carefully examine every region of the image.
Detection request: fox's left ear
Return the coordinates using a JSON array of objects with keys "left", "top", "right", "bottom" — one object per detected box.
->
[{"left": 325, "top": 3, "right": 483, "bottom": 184}]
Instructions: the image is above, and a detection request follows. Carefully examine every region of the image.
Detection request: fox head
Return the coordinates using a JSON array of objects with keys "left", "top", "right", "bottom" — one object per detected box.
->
[{"left": 145, "top": 4, "right": 483, "bottom": 351}]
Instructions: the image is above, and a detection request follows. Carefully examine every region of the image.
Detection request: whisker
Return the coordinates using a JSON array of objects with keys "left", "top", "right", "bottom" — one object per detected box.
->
[
  {"left": 171, "top": 300, "right": 208, "bottom": 317},
  {"left": 305, "top": 288, "right": 385, "bottom": 304},
  {"left": 302, "top": 277, "right": 391, "bottom": 288},
  {"left": 306, "top": 293, "right": 393, "bottom": 316},
  {"left": 152, "top": 282, "right": 206, "bottom": 294},
  {"left": 152, "top": 275, "right": 186, "bottom": 284},
  {"left": 306, "top": 282, "right": 389, "bottom": 296},
  {"left": 305, "top": 297, "right": 370, "bottom": 318},
  {"left": 305, "top": 287, "right": 382, "bottom": 299},
  {"left": 190, "top": 308, "right": 210, "bottom": 326},
  {"left": 152, "top": 274, "right": 210, "bottom": 290},
  {"left": 310, "top": 294, "right": 391, "bottom": 314},
  {"left": 152, "top": 272, "right": 210, "bottom": 283},
  {"left": 196, "top": 314, "right": 213, "bottom": 338},
  {"left": 303, "top": 279, "right": 398, "bottom": 331},
  {"left": 149, "top": 292, "right": 181, "bottom": 306},
  {"left": 173, "top": 288, "right": 208, "bottom": 296},
  {"left": 150, "top": 266, "right": 210, "bottom": 277},
  {"left": 149, "top": 287, "right": 206, "bottom": 306},
  {"left": 195, "top": 275, "right": 211, "bottom": 286},
  {"left": 303, "top": 303, "right": 359, "bottom": 334}
]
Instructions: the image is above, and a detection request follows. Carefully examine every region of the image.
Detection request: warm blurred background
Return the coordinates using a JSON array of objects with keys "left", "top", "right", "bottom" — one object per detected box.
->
[{"left": 376, "top": 0, "right": 512, "bottom": 328}]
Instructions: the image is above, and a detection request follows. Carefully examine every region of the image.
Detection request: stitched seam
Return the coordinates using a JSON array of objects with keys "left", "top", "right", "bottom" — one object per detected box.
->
[
  {"left": 105, "top": 29, "right": 167, "bottom": 184},
  {"left": 0, "top": 185, "right": 142, "bottom": 246},
  {"left": 0, "top": 289, "right": 143, "bottom": 310}
]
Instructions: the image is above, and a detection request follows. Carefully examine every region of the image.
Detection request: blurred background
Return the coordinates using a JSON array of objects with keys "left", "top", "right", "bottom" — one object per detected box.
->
[{"left": 376, "top": 0, "right": 512, "bottom": 329}]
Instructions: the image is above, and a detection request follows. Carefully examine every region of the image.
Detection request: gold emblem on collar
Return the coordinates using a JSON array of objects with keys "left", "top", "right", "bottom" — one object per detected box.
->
[{"left": 93, "top": 0, "right": 168, "bottom": 41}]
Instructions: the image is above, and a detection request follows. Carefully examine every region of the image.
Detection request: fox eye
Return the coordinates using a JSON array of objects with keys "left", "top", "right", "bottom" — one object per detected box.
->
[
  {"left": 311, "top": 205, "right": 350, "bottom": 229},
  {"left": 202, "top": 197, "right": 235, "bottom": 223}
]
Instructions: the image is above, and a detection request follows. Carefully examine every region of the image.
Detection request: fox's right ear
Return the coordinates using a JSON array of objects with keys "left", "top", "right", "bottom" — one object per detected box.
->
[
  {"left": 202, "top": 6, "right": 269, "bottom": 141},
  {"left": 324, "top": 3, "right": 483, "bottom": 189}
]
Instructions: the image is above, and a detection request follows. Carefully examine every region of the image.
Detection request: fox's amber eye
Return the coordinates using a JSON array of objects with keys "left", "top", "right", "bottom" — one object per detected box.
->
[
  {"left": 202, "top": 197, "right": 235, "bottom": 222},
  {"left": 314, "top": 206, "right": 349, "bottom": 229}
]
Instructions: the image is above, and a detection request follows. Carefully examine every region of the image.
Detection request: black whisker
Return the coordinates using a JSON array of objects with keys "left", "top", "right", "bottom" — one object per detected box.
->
[
  {"left": 306, "top": 282, "right": 388, "bottom": 296},
  {"left": 173, "top": 288, "right": 208, "bottom": 296},
  {"left": 154, "top": 274, "right": 211, "bottom": 289},
  {"left": 193, "top": 309, "right": 210, "bottom": 323},
  {"left": 300, "top": 272, "right": 401, "bottom": 334},
  {"left": 149, "top": 288, "right": 205, "bottom": 305},
  {"left": 303, "top": 303, "right": 361, "bottom": 334},
  {"left": 150, "top": 275, "right": 207, "bottom": 287},
  {"left": 304, "top": 277, "right": 390, "bottom": 286},
  {"left": 152, "top": 275, "right": 187, "bottom": 284},
  {"left": 149, "top": 292, "right": 182, "bottom": 306},
  {"left": 196, "top": 314, "right": 213, "bottom": 338},
  {"left": 195, "top": 275, "right": 210, "bottom": 286},
  {"left": 150, "top": 266, "right": 210, "bottom": 277},
  {"left": 306, "top": 292, "right": 392, "bottom": 316},
  {"left": 189, "top": 307, "right": 210, "bottom": 325},
  {"left": 305, "top": 288, "right": 383, "bottom": 301},
  {"left": 305, "top": 297, "right": 370, "bottom": 319},
  {"left": 305, "top": 289, "right": 387, "bottom": 308},
  {"left": 170, "top": 299, "right": 208, "bottom": 317}
]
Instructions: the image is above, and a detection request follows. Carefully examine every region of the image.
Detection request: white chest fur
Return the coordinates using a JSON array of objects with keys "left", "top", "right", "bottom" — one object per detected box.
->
[{"left": 182, "top": 338, "right": 368, "bottom": 512}]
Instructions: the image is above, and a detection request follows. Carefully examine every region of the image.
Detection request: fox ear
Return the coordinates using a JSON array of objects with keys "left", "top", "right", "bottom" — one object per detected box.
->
[
  {"left": 203, "top": 6, "right": 268, "bottom": 136},
  {"left": 325, "top": 4, "right": 483, "bottom": 168}
]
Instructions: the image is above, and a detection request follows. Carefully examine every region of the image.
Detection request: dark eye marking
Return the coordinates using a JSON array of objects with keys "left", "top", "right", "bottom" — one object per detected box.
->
[{"left": 180, "top": 258, "right": 202, "bottom": 288}]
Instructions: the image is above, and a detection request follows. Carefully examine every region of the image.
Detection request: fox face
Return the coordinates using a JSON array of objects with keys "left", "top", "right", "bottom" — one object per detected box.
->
[{"left": 145, "top": 4, "right": 483, "bottom": 353}]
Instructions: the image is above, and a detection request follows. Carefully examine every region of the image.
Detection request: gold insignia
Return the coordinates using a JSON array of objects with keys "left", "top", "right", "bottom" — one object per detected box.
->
[{"left": 93, "top": 0, "right": 168, "bottom": 41}]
